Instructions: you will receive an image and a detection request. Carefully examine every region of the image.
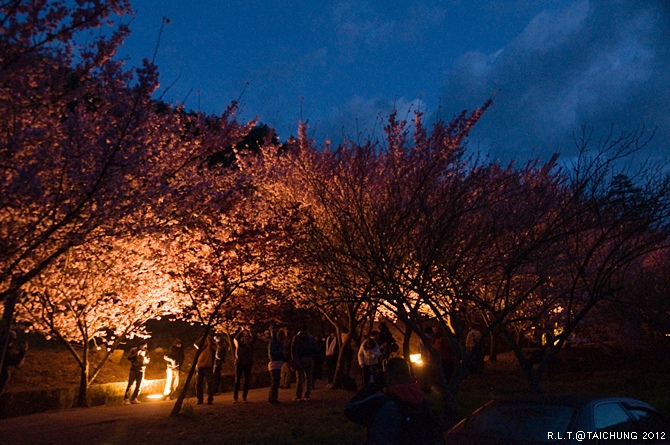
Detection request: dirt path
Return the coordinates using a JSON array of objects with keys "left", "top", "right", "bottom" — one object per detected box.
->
[{"left": 0, "top": 380, "right": 360, "bottom": 445}]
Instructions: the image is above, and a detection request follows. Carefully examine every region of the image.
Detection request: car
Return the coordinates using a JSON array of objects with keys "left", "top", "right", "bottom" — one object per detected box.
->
[{"left": 444, "top": 394, "right": 670, "bottom": 444}]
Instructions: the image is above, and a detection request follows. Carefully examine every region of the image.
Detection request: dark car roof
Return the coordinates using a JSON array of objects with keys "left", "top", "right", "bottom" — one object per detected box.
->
[
  {"left": 487, "top": 393, "right": 654, "bottom": 409},
  {"left": 446, "top": 394, "right": 666, "bottom": 445}
]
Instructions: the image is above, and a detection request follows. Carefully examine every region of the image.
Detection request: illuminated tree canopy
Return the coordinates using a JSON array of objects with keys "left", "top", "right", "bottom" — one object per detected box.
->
[{"left": 2, "top": 1, "right": 669, "bottom": 417}]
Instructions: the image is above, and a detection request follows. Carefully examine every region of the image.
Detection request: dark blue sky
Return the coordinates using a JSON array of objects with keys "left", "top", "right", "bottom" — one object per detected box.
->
[{"left": 118, "top": 0, "right": 669, "bottom": 163}]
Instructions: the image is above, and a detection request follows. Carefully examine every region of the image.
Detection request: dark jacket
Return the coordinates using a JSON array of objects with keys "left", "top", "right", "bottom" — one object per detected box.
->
[
  {"left": 166, "top": 344, "right": 184, "bottom": 370},
  {"left": 345, "top": 382, "right": 442, "bottom": 445},
  {"left": 128, "top": 346, "right": 149, "bottom": 372},
  {"left": 291, "top": 331, "right": 316, "bottom": 359},
  {"left": 234, "top": 332, "right": 255, "bottom": 366},
  {"left": 268, "top": 330, "right": 284, "bottom": 362}
]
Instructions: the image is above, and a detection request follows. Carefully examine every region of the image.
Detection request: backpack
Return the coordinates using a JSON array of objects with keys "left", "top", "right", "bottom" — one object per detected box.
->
[{"left": 395, "top": 398, "right": 446, "bottom": 445}]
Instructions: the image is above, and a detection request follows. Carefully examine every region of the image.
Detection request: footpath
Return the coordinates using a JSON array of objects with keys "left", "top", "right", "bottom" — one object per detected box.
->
[{"left": 0, "top": 385, "right": 281, "bottom": 445}]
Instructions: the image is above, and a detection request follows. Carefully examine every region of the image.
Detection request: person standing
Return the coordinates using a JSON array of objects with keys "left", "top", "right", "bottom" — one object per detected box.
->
[
  {"left": 280, "top": 327, "right": 293, "bottom": 389},
  {"left": 0, "top": 330, "right": 28, "bottom": 394},
  {"left": 194, "top": 334, "right": 216, "bottom": 405},
  {"left": 212, "top": 334, "right": 227, "bottom": 394},
  {"left": 267, "top": 328, "right": 285, "bottom": 405},
  {"left": 324, "top": 331, "right": 339, "bottom": 389},
  {"left": 378, "top": 322, "right": 399, "bottom": 361},
  {"left": 431, "top": 326, "right": 456, "bottom": 385},
  {"left": 124, "top": 340, "right": 149, "bottom": 405},
  {"left": 163, "top": 338, "right": 184, "bottom": 400},
  {"left": 233, "top": 328, "right": 255, "bottom": 403},
  {"left": 357, "top": 332, "right": 382, "bottom": 387},
  {"left": 291, "top": 325, "right": 317, "bottom": 401},
  {"left": 465, "top": 326, "right": 484, "bottom": 374}
]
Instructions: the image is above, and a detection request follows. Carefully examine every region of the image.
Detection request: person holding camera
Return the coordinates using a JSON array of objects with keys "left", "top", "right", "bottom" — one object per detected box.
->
[
  {"left": 345, "top": 357, "right": 445, "bottom": 445},
  {"left": 124, "top": 340, "right": 150, "bottom": 405}
]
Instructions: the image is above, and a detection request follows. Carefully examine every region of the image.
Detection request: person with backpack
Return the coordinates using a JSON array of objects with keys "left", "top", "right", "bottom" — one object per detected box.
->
[
  {"left": 345, "top": 356, "right": 446, "bottom": 445},
  {"left": 291, "top": 325, "right": 316, "bottom": 401}
]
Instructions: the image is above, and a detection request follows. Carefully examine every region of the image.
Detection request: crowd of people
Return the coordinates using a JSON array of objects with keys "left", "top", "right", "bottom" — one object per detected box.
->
[
  {"left": 115, "top": 319, "right": 481, "bottom": 411},
  {"left": 4, "top": 320, "right": 470, "bottom": 443},
  {"left": 2, "top": 319, "right": 478, "bottom": 409},
  {"left": 116, "top": 321, "right": 409, "bottom": 407}
]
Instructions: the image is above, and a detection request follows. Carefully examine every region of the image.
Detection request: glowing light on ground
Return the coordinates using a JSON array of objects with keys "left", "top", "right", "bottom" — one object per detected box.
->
[
  {"left": 410, "top": 353, "right": 423, "bottom": 366},
  {"left": 146, "top": 393, "right": 164, "bottom": 400}
]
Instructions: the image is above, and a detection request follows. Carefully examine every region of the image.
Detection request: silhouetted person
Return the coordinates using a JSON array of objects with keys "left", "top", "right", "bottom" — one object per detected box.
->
[
  {"left": 163, "top": 338, "right": 184, "bottom": 399},
  {"left": 213, "top": 334, "right": 227, "bottom": 394},
  {"left": 194, "top": 334, "right": 216, "bottom": 405},
  {"left": 124, "top": 340, "right": 149, "bottom": 404},
  {"left": 0, "top": 330, "right": 27, "bottom": 394},
  {"left": 291, "top": 325, "right": 317, "bottom": 401},
  {"left": 268, "top": 328, "right": 285, "bottom": 405},
  {"left": 345, "top": 357, "right": 445, "bottom": 444},
  {"left": 233, "top": 328, "right": 255, "bottom": 403}
]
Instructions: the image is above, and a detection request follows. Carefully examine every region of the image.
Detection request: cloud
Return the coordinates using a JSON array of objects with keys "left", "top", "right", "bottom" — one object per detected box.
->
[
  {"left": 330, "top": 1, "right": 396, "bottom": 57},
  {"left": 439, "top": 0, "right": 670, "bottom": 162},
  {"left": 310, "top": 95, "right": 427, "bottom": 143},
  {"left": 329, "top": 0, "right": 451, "bottom": 58}
]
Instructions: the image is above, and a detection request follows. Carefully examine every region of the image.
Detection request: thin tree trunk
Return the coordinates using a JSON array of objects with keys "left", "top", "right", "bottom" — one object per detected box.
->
[
  {"left": 0, "top": 289, "right": 18, "bottom": 377},
  {"left": 488, "top": 328, "right": 498, "bottom": 362},
  {"left": 76, "top": 350, "right": 90, "bottom": 407},
  {"left": 170, "top": 324, "right": 211, "bottom": 417}
]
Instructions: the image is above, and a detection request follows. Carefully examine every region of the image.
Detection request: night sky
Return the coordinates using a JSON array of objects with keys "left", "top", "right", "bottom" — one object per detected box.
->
[{"left": 118, "top": 0, "right": 670, "bottom": 163}]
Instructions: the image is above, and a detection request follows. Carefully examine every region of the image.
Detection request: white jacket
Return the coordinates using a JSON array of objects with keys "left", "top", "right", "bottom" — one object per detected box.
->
[{"left": 357, "top": 341, "right": 381, "bottom": 366}]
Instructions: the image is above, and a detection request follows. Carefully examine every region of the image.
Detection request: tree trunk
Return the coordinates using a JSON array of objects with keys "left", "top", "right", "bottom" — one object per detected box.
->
[
  {"left": 76, "top": 352, "right": 90, "bottom": 407},
  {"left": 488, "top": 329, "right": 498, "bottom": 362},
  {"left": 502, "top": 326, "right": 545, "bottom": 394},
  {"left": 0, "top": 289, "right": 19, "bottom": 377},
  {"left": 170, "top": 325, "right": 211, "bottom": 417},
  {"left": 333, "top": 331, "right": 353, "bottom": 388},
  {"left": 402, "top": 327, "right": 412, "bottom": 365}
]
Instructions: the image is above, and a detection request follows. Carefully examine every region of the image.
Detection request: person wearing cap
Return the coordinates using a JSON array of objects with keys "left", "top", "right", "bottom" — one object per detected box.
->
[{"left": 0, "top": 330, "right": 28, "bottom": 393}]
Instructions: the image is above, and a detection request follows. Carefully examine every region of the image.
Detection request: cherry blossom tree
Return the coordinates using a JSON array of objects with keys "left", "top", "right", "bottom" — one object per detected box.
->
[
  {"left": 16, "top": 235, "right": 182, "bottom": 406},
  {"left": 147, "top": 117, "right": 305, "bottom": 416},
  {"left": 444, "top": 127, "right": 670, "bottom": 393},
  {"left": 263, "top": 107, "right": 494, "bottom": 422},
  {"left": 0, "top": 1, "right": 259, "bottom": 384},
  {"left": 507, "top": 130, "right": 670, "bottom": 389},
  {"left": 266, "top": 107, "right": 670, "bottom": 423},
  {"left": 0, "top": 0, "right": 166, "bottom": 365},
  {"left": 248, "top": 123, "right": 381, "bottom": 386}
]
